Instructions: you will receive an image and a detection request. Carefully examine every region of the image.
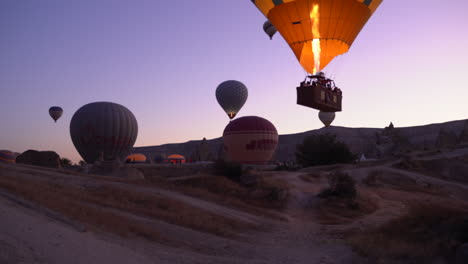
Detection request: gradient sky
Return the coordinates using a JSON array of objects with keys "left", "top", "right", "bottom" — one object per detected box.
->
[{"left": 1, "top": 0, "right": 468, "bottom": 163}]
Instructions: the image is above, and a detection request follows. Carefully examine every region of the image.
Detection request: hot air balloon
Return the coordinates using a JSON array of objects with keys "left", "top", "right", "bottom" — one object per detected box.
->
[
  {"left": 318, "top": 111, "right": 335, "bottom": 127},
  {"left": 251, "top": 0, "right": 382, "bottom": 73},
  {"left": 223, "top": 116, "right": 278, "bottom": 164},
  {"left": 70, "top": 102, "right": 138, "bottom": 164},
  {"left": 125, "top": 153, "right": 147, "bottom": 164},
  {"left": 216, "top": 80, "right": 248, "bottom": 120},
  {"left": 263, "top": 20, "right": 277, "bottom": 39},
  {"left": 49, "top": 106, "right": 63, "bottom": 123},
  {"left": 251, "top": 0, "right": 382, "bottom": 111},
  {"left": 167, "top": 154, "right": 186, "bottom": 164},
  {"left": 0, "top": 150, "right": 16, "bottom": 164}
]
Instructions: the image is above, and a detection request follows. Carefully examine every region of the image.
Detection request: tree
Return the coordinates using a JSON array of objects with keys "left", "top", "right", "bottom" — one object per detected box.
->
[
  {"left": 61, "top": 158, "right": 72, "bottom": 167},
  {"left": 295, "top": 133, "right": 356, "bottom": 167}
]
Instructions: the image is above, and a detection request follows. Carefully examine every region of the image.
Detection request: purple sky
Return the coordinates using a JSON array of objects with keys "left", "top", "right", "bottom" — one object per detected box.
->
[{"left": 1, "top": 0, "right": 468, "bottom": 163}]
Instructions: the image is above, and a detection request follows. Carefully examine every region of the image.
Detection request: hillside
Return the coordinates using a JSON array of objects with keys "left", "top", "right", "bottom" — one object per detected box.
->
[{"left": 134, "top": 119, "right": 468, "bottom": 162}]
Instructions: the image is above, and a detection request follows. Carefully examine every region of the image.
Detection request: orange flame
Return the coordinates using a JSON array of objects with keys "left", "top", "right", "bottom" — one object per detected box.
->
[{"left": 310, "top": 4, "right": 320, "bottom": 74}]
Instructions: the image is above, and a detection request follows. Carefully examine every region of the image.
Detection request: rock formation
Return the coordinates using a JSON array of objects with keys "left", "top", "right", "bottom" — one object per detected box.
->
[{"left": 16, "top": 150, "right": 61, "bottom": 168}]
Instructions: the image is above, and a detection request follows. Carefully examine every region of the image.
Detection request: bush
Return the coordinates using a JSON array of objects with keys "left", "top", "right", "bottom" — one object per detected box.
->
[
  {"left": 318, "top": 172, "right": 357, "bottom": 201},
  {"left": 295, "top": 133, "right": 356, "bottom": 167},
  {"left": 213, "top": 159, "right": 243, "bottom": 183},
  {"left": 61, "top": 158, "right": 72, "bottom": 167}
]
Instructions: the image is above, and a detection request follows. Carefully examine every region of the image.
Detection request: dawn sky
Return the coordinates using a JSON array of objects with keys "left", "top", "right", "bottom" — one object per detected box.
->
[{"left": 1, "top": 0, "right": 468, "bottom": 162}]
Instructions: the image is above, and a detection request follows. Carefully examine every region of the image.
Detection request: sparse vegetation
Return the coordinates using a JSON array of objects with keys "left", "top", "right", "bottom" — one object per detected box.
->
[
  {"left": 168, "top": 173, "right": 290, "bottom": 212},
  {"left": 349, "top": 201, "right": 468, "bottom": 263},
  {"left": 213, "top": 159, "right": 244, "bottom": 183},
  {"left": 295, "top": 133, "right": 356, "bottom": 167},
  {"left": 60, "top": 158, "right": 72, "bottom": 167},
  {"left": 318, "top": 172, "right": 357, "bottom": 201},
  {"left": 0, "top": 169, "right": 258, "bottom": 242},
  {"left": 314, "top": 172, "right": 378, "bottom": 224}
]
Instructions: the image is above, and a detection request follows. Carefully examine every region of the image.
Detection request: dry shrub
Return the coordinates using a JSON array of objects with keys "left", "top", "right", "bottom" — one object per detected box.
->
[
  {"left": 349, "top": 201, "right": 468, "bottom": 263},
  {"left": 318, "top": 172, "right": 357, "bottom": 201},
  {"left": 316, "top": 172, "right": 378, "bottom": 224},
  {"left": 213, "top": 160, "right": 243, "bottom": 183},
  {"left": 316, "top": 193, "right": 378, "bottom": 225},
  {"left": 167, "top": 173, "right": 289, "bottom": 215},
  {"left": 254, "top": 176, "right": 290, "bottom": 209}
]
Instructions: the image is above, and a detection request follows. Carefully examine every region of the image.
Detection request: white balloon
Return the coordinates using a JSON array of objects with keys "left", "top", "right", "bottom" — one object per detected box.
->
[{"left": 318, "top": 111, "right": 335, "bottom": 127}]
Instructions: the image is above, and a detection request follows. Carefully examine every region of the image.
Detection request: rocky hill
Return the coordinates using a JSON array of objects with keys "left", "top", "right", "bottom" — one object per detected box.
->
[{"left": 133, "top": 119, "right": 468, "bottom": 163}]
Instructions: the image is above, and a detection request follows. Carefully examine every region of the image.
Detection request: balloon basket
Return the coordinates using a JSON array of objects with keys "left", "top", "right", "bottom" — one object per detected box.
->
[{"left": 296, "top": 83, "right": 342, "bottom": 112}]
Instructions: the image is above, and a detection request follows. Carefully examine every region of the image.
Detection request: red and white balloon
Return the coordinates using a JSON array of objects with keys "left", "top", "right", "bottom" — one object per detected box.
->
[{"left": 223, "top": 116, "right": 278, "bottom": 164}]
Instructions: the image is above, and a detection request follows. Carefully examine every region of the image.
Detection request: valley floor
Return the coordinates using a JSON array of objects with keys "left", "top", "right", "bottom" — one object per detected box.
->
[{"left": 1, "top": 147, "right": 468, "bottom": 264}]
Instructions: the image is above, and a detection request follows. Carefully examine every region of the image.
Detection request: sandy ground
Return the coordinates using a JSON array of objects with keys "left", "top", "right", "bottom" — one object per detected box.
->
[{"left": 1, "top": 146, "right": 467, "bottom": 264}]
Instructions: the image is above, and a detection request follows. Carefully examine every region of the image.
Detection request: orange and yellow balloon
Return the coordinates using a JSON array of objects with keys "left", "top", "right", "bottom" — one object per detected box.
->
[
  {"left": 251, "top": 0, "right": 382, "bottom": 73},
  {"left": 125, "top": 153, "right": 147, "bottom": 163}
]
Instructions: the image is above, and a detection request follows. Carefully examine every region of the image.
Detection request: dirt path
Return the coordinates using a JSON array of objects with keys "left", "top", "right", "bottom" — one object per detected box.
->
[{"left": 234, "top": 172, "right": 363, "bottom": 264}]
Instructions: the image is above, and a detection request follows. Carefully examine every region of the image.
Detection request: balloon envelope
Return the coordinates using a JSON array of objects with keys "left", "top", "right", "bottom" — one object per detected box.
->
[
  {"left": 125, "top": 153, "right": 147, "bottom": 163},
  {"left": 70, "top": 102, "right": 138, "bottom": 164},
  {"left": 263, "top": 20, "right": 277, "bottom": 39},
  {"left": 223, "top": 116, "right": 278, "bottom": 164},
  {"left": 49, "top": 106, "right": 63, "bottom": 122},
  {"left": 167, "top": 154, "right": 186, "bottom": 164},
  {"left": 216, "top": 80, "right": 248, "bottom": 120},
  {"left": 0, "top": 150, "right": 16, "bottom": 164},
  {"left": 252, "top": 0, "right": 382, "bottom": 73},
  {"left": 318, "top": 111, "right": 335, "bottom": 127}
]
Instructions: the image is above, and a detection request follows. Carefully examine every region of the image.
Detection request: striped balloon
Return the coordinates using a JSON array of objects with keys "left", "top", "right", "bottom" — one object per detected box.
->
[
  {"left": 216, "top": 80, "right": 248, "bottom": 120},
  {"left": 0, "top": 150, "right": 16, "bottom": 164},
  {"left": 70, "top": 102, "right": 138, "bottom": 164}
]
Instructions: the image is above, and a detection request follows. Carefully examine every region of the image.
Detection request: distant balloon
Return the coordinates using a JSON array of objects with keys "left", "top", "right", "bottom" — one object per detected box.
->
[
  {"left": 49, "top": 106, "right": 63, "bottom": 123},
  {"left": 125, "top": 153, "right": 147, "bottom": 163},
  {"left": 263, "top": 20, "right": 277, "bottom": 40},
  {"left": 223, "top": 116, "right": 278, "bottom": 164},
  {"left": 0, "top": 150, "right": 16, "bottom": 164},
  {"left": 167, "top": 154, "right": 186, "bottom": 164},
  {"left": 70, "top": 102, "right": 138, "bottom": 164},
  {"left": 318, "top": 111, "right": 335, "bottom": 127},
  {"left": 216, "top": 80, "right": 248, "bottom": 120}
]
